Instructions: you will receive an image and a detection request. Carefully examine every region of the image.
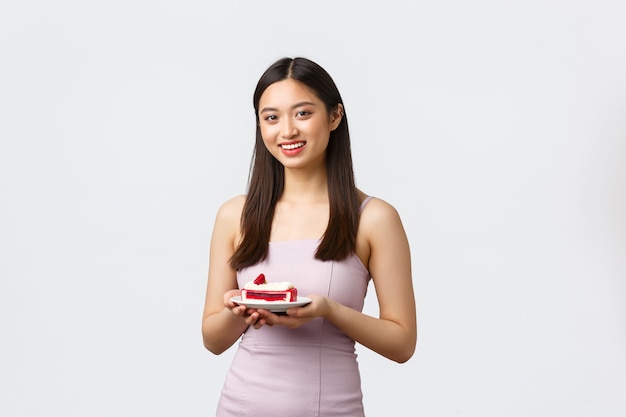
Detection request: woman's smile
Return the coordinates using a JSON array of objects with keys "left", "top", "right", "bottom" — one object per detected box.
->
[{"left": 279, "top": 141, "right": 306, "bottom": 155}]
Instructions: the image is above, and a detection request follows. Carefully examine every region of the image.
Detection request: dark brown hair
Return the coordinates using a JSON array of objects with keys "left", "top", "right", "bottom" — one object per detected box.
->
[{"left": 230, "top": 57, "right": 360, "bottom": 270}]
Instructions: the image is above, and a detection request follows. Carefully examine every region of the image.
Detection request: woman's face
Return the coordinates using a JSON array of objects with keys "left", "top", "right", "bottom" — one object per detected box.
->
[{"left": 257, "top": 79, "right": 343, "bottom": 171}]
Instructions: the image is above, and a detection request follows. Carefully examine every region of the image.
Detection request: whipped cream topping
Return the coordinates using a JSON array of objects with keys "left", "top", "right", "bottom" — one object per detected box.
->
[{"left": 244, "top": 281, "right": 294, "bottom": 291}]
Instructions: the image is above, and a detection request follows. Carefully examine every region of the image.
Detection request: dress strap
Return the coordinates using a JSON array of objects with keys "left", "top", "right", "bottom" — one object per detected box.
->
[{"left": 359, "top": 196, "right": 375, "bottom": 212}]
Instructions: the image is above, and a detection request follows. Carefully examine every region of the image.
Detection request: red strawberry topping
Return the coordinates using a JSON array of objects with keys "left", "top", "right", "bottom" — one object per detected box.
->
[{"left": 253, "top": 273, "right": 266, "bottom": 285}]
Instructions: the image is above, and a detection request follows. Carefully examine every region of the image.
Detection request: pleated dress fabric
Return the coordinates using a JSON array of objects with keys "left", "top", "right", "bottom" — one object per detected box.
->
[{"left": 215, "top": 198, "right": 373, "bottom": 417}]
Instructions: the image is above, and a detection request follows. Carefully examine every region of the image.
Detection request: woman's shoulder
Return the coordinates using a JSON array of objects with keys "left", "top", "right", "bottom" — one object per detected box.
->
[
  {"left": 359, "top": 192, "right": 400, "bottom": 216},
  {"left": 211, "top": 195, "right": 247, "bottom": 246},
  {"left": 358, "top": 193, "right": 404, "bottom": 235},
  {"left": 214, "top": 195, "right": 246, "bottom": 228},
  {"left": 218, "top": 194, "right": 246, "bottom": 211}
]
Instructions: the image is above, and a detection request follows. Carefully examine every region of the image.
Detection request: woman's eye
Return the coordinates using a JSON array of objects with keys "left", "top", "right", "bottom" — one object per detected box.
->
[
  {"left": 296, "top": 111, "right": 310, "bottom": 117},
  {"left": 264, "top": 115, "right": 278, "bottom": 121}
]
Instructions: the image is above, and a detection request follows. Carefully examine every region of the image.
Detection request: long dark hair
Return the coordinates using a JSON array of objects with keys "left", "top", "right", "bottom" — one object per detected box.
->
[{"left": 229, "top": 57, "right": 360, "bottom": 270}]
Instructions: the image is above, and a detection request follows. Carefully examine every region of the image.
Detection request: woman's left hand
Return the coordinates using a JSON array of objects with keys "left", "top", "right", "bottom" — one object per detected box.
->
[{"left": 253, "top": 295, "right": 328, "bottom": 329}]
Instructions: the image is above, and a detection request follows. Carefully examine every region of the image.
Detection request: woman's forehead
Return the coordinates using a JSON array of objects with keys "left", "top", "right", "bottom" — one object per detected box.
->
[{"left": 259, "top": 79, "right": 320, "bottom": 109}]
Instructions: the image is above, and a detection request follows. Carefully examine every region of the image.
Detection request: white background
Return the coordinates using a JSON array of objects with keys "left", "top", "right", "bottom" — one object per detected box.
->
[{"left": 1, "top": 1, "right": 625, "bottom": 416}]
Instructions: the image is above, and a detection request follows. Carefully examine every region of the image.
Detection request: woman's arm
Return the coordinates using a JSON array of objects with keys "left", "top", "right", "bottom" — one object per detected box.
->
[
  {"left": 257, "top": 198, "right": 417, "bottom": 363},
  {"left": 201, "top": 196, "right": 252, "bottom": 355}
]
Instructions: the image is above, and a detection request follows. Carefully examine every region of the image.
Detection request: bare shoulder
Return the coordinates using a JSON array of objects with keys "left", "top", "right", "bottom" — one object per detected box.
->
[
  {"left": 360, "top": 196, "right": 403, "bottom": 228},
  {"left": 358, "top": 195, "right": 408, "bottom": 244},
  {"left": 213, "top": 195, "right": 246, "bottom": 241},
  {"left": 216, "top": 194, "right": 246, "bottom": 222}
]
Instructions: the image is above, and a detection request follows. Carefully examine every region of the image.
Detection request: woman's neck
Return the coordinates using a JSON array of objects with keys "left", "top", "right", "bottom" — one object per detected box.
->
[{"left": 281, "top": 167, "right": 328, "bottom": 203}]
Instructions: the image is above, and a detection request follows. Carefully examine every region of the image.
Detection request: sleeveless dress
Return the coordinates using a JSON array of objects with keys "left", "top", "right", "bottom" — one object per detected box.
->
[{"left": 215, "top": 197, "right": 373, "bottom": 417}]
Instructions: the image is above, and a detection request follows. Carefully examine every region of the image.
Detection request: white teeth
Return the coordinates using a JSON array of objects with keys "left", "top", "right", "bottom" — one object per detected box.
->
[{"left": 281, "top": 142, "right": 304, "bottom": 150}]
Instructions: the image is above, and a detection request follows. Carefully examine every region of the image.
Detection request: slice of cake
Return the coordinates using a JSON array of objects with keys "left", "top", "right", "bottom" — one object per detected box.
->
[{"left": 241, "top": 273, "right": 297, "bottom": 302}]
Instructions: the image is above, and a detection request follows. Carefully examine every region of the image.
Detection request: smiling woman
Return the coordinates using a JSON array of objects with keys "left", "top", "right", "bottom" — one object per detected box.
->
[{"left": 201, "top": 57, "right": 417, "bottom": 417}]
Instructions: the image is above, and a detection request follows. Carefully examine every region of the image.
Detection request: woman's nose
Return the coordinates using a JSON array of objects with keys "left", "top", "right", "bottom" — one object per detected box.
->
[{"left": 281, "top": 119, "right": 298, "bottom": 138}]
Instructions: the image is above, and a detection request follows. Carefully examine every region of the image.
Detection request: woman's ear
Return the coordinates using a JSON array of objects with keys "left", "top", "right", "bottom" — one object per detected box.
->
[{"left": 330, "top": 103, "right": 344, "bottom": 131}]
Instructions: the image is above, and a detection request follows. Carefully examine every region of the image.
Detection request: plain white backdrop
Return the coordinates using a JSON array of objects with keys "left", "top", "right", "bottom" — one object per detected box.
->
[{"left": 1, "top": 1, "right": 625, "bottom": 416}]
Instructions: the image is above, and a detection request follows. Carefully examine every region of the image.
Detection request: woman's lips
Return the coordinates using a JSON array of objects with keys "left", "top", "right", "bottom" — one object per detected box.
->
[
  {"left": 280, "top": 141, "right": 305, "bottom": 150},
  {"left": 279, "top": 141, "right": 306, "bottom": 155}
]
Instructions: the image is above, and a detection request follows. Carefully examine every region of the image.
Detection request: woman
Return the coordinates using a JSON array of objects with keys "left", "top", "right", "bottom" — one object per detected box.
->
[{"left": 202, "top": 57, "right": 416, "bottom": 417}]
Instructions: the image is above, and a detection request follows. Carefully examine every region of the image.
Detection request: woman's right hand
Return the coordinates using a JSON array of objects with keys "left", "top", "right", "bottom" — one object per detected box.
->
[
  {"left": 223, "top": 289, "right": 241, "bottom": 309},
  {"left": 223, "top": 289, "right": 262, "bottom": 327}
]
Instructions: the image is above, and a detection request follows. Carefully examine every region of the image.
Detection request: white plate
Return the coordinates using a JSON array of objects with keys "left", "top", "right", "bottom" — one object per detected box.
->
[{"left": 230, "top": 296, "right": 312, "bottom": 312}]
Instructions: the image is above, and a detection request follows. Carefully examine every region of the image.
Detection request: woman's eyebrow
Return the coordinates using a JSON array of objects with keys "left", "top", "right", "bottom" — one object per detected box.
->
[{"left": 260, "top": 101, "right": 317, "bottom": 113}]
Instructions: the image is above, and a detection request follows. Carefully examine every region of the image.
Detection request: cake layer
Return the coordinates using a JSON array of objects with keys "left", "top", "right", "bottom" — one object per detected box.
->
[{"left": 241, "top": 288, "right": 297, "bottom": 302}]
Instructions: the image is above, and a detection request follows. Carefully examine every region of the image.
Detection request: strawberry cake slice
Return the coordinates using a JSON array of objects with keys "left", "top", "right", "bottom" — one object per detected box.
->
[{"left": 241, "top": 274, "right": 298, "bottom": 302}]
